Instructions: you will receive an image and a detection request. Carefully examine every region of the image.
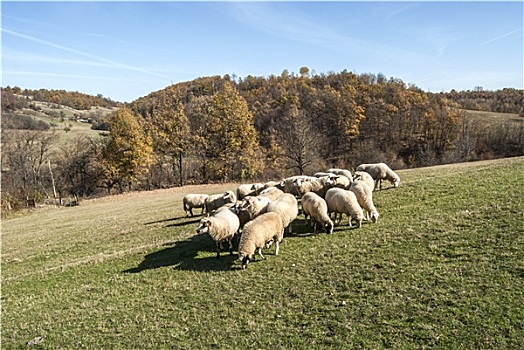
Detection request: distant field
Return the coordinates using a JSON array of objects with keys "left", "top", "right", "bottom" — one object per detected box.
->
[
  {"left": 2, "top": 157, "right": 523, "bottom": 349},
  {"left": 8, "top": 101, "right": 117, "bottom": 143},
  {"left": 462, "top": 109, "right": 522, "bottom": 126}
]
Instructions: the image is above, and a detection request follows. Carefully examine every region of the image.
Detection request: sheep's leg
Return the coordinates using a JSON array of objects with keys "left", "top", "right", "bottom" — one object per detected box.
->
[
  {"left": 228, "top": 238, "right": 233, "bottom": 256},
  {"left": 215, "top": 242, "right": 221, "bottom": 259},
  {"left": 256, "top": 247, "right": 266, "bottom": 260},
  {"left": 275, "top": 240, "right": 280, "bottom": 255}
]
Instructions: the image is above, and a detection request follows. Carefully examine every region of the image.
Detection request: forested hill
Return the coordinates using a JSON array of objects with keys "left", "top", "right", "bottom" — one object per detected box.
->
[
  {"left": 1, "top": 86, "right": 121, "bottom": 110},
  {"left": 1, "top": 70, "right": 522, "bottom": 204},
  {"left": 439, "top": 87, "right": 523, "bottom": 115},
  {"left": 131, "top": 71, "right": 523, "bottom": 178}
]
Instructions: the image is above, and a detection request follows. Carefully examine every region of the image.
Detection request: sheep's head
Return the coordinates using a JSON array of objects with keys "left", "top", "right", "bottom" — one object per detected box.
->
[
  {"left": 196, "top": 219, "right": 211, "bottom": 234},
  {"left": 371, "top": 211, "right": 380, "bottom": 223},
  {"left": 325, "top": 221, "right": 334, "bottom": 234},
  {"left": 238, "top": 253, "right": 251, "bottom": 269},
  {"left": 392, "top": 177, "right": 400, "bottom": 188}
]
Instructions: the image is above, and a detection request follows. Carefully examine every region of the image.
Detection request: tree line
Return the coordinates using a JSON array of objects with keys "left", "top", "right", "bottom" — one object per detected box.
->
[{"left": 2, "top": 70, "right": 523, "bottom": 210}]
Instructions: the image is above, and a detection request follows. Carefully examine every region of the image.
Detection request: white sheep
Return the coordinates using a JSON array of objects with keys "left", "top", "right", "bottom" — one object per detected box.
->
[
  {"left": 238, "top": 212, "right": 284, "bottom": 269},
  {"left": 266, "top": 193, "right": 299, "bottom": 234},
  {"left": 236, "top": 183, "right": 264, "bottom": 200},
  {"left": 280, "top": 175, "right": 313, "bottom": 196},
  {"left": 328, "top": 168, "right": 353, "bottom": 180},
  {"left": 325, "top": 188, "right": 365, "bottom": 228},
  {"left": 332, "top": 174, "right": 351, "bottom": 189},
  {"left": 257, "top": 187, "right": 284, "bottom": 201},
  {"left": 234, "top": 195, "right": 271, "bottom": 227},
  {"left": 183, "top": 193, "right": 209, "bottom": 217},
  {"left": 313, "top": 171, "right": 335, "bottom": 178},
  {"left": 349, "top": 180, "right": 379, "bottom": 223},
  {"left": 196, "top": 207, "right": 240, "bottom": 258},
  {"left": 204, "top": 190, "right": 237, "bottom": 215},
  {"left": 263, "top": 180, "right": 283, "bottom": 190},
  {"left": 301, "top": 192, "right": 334, "bottom": 234},
  {"left": 355, "top": 163, "right": 400, "bottom": 190},
  {"left": 292, "top": 176, "right": 336, "bottom": 198},
  {"left": 352, "top": 171, "right": 375, "bottom": 191}
]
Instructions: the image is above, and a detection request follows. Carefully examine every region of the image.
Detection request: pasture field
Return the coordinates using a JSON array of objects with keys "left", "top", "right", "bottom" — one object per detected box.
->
[{"left": 2, "top": 157, "right": 523, "bottom": 349}]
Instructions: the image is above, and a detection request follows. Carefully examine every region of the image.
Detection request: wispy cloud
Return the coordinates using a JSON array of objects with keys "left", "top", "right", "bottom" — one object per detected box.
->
[
  {"left": 481, "top": 27, "right": 523, "bottom": 45},
  {"left": 227, "top": 2, "right": 356, "bottom": 51},
  {"left": 1, "top": 28, "right": 172, "bottom": 80}
]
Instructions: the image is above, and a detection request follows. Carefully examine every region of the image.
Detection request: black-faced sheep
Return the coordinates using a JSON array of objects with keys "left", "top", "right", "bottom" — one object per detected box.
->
[
  {"left": 266, "top": 193, "right": 299, "bottom": 234},
  {"left": 238, "top": 212, "right": 284, "bottom": 269},
  {"left": 183, "top": 193, "right": 209, "bottom": 217},
  {"left": 301, "top": 192, "right": 334, "bottom": 234},
  {"left": 325, "top": 188, "right": 365, "bottom": 228},
  {"left": 356, "top": 163, "right": 400, "bottom": 190},
  {"left": 204, "top": 191, "right": 237, "bottom": 215},
  {"left": 196, "top": 207, "right": 240, "bottom": 258},
  {"left": 349, "top": 180, "right": 379, "bottom": 223}
]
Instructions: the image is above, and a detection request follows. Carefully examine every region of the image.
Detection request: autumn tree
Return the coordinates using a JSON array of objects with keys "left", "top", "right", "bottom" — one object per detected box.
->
[
  {"left": 198, "top": 82, "right": 260, "bottom": 181},
  {"left": 147, "top": 97, "right": 191, "bottom": 186},
  {"left": 100, "top": 108, "right": 154, "bottom": 192}
]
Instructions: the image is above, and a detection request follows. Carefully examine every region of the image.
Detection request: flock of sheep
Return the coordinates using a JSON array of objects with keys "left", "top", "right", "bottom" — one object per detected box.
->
[{"left": 183, "top": 163, "right": 401, "bottom": 269}]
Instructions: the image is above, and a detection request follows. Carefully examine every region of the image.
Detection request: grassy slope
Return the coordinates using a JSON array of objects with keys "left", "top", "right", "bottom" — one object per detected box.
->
[
  {"left": 2, "top": 157, "right": 523, "bottom": 349},
  {"left": 9, "top": 101, "right": 116, "bottom": 144}
]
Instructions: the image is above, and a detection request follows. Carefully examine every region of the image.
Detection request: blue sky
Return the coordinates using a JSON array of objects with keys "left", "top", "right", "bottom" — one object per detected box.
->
[{"left": 2, "top": 1, "right": 522, "bottom": 102}]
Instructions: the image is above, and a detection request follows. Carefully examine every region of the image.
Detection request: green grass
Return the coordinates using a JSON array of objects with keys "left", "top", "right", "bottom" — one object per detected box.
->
[{"left": 2, "top": 157, "right": 524, "bottom": 349}]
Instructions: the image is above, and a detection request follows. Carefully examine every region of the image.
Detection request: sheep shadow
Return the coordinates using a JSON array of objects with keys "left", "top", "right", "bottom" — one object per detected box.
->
[
  {"left": 287, "top": 217, "right": 362, "bottom": 237},
  {"left": 123, "top": 233, "right": 239, "bottom": 273},
  {"left": 144, "top": 215, "right": 203, "bottom": 227}
]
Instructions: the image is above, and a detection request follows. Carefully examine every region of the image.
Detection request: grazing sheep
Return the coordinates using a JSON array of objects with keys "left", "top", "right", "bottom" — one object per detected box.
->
[
  {"left": 266, "top": 193, "right": 299, "bottom": 234},
  {"left": 257, "top": 187, "right": 284, "bottom": 201},
  {"left": 293, "top": 176, "right": 336, "bottom": 198},
  {"left": 352, "top": 171, "right": 375, "bottom": 191},
  {"left": 204, "top": 191, "right": 237, "bottom": 215},
  {"left": 183, "top": 194, "right": 209, "bottom": 217},
  {"left": 325, "top": 188, "right": 365, "bottom": 228},
  {"left": 349, "top": 180, "right": 379, "bottom": 223},
  {"left": 196, "top": 207, "right": 240, "bottom": 258},
  {"left": 356, "top": 163, "right": 400, "bottom": 190},
  {"left": 235, "top": 196, "right": 271, "bottom": 227},
  {"left": 236, "top": 183, "right": 264, "bottom": 200},
  {"left": 238, "top": 212, "right": 284, "bottom": 269},
  {"left": 328, "top": 168, "right": 353, "bottom": 180},
  {"left": 301, "top": 192, "right": 334, "bottom": 234}
]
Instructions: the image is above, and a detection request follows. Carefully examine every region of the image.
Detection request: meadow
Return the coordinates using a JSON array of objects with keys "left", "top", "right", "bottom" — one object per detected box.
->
[{"left": 2, "top": 157, "right": 523, "bottom": 349}]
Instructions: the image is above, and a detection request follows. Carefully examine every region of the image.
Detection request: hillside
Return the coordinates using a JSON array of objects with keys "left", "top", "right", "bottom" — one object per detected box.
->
[{"left": 2, "top": 157, "right": 523, "bottom": 348}]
